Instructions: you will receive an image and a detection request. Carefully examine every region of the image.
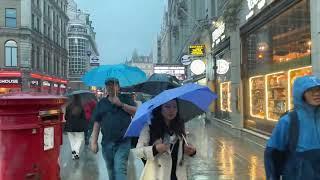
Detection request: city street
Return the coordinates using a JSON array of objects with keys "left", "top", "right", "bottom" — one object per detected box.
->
[{"left": 60, "top": 116, "right": 266, "bottom": 180}]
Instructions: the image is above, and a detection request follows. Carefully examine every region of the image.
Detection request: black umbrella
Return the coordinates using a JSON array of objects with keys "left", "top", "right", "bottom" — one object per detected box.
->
[
  {"left": 66, "top": 90, "right": 97, "bottom": 105},
  {"left": 121, "top": 73, "right": 181, "bottom": 95}
]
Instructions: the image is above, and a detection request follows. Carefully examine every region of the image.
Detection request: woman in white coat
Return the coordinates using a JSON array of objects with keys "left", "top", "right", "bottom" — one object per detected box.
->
[{"left": 134, "top": 99, "right": 196, "bottom": 180}]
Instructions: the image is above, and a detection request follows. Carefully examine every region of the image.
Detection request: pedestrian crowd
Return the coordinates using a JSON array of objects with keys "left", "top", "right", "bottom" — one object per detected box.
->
[{"left": 64, "top": 75, "right": 320, "bottom": 180}]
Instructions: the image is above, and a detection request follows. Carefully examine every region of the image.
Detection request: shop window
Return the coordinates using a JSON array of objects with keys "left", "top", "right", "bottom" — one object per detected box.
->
[
  {"left": 5, "top": 40, "right": 18, "bottom": 67},
  {"left": 5, "top": 8, "right": 17, "bottom": 28},
  {"left": 220, "top": 81, "right": 232, "bottom": 112},
  {"left": 245, "top": 0, "right": 311, "bottom": 76},
  {"left": 243, "top": 0, "right": 311, "bottom": 134}
]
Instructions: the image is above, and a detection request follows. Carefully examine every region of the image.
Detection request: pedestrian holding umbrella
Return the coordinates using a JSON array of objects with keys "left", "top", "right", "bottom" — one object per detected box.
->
[
  {"left": 125, "top": 83, "right": 217, "bottom": 180},
  {"left": 125, "top": 83, "right": 217, "bottom": 137},
  {"left": 82, "top": 64, "right": 147, "bottom": 88}
]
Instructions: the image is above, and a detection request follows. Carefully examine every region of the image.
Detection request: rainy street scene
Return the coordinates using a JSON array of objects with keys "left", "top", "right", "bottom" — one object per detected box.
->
[{"left": 1, "top": 0, "right": 320, "bottom": 180}]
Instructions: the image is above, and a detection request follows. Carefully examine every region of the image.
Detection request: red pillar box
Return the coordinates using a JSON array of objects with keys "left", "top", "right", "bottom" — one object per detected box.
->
[{"left": 0, "top": 93, "right": 66, "bottom": 180}]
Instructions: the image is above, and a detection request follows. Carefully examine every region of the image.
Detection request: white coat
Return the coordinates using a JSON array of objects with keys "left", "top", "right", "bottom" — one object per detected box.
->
[{"left": 133, "top": 125, "right": 193, "bottom": 180}]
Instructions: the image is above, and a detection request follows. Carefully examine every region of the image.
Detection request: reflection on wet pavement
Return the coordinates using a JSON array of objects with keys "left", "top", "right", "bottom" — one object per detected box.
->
[
  {"left": 186, "top": 117, "right": 266, "bottom": 180},
  {"left": 60, "top": 117, "right": 266, "bottom": 180}
]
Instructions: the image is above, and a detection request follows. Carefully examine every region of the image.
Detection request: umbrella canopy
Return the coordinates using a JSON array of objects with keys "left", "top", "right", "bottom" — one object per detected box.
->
[
  {"left": 66, "top": 90, "right": 97, "bottom": 105},
  {"left": 121, "top": 73, "right": 181, "bottom": 95},
  {"left": 82, "top": 64, "right": 147, "bottom": 87},
  {"left": 124, "top": 83, "right": 217, "bottom": 137},
  {"left": 66, "top": 90, "right": 93, "bottom": 96}
]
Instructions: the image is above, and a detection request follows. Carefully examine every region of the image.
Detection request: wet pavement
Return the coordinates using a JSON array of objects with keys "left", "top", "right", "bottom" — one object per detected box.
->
[
  {"left": 186, "top": 118, "right": 266, "bottom": 180},
  {"left": 60, "top": 116, "right": 266, "bottom": 180}
]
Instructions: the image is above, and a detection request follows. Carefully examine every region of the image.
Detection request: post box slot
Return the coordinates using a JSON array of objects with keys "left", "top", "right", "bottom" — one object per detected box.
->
[{"left": 39, "top": 110, "right": 60, "bottom": 121}]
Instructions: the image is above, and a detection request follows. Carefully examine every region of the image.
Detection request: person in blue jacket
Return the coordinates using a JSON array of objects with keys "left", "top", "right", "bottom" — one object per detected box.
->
[{"left": 265, "top": 75, "right": 320, "bottom": 180}]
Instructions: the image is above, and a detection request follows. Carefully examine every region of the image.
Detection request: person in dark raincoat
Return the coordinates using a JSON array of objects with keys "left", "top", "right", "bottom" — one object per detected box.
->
[
  {"left": 65, "top": 94, "right": 87, "bottom": 159},
  {"left": 265, "top": 75, "right": 320, "bottom": 179}
]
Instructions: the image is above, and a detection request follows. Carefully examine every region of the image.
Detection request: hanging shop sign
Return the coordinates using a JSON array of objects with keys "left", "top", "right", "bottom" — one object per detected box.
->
[
  {"left": 216, "top": 59, "right": 230, "bottom": 75},
  {"left": 190, "top": 60, "right": 206, "bottom": 75},
  {"left": 246, "top": 0, "right": 267, "bottom": 20},
  {"left": 189, "top": 45, "right": 206, "bottom": 56},
  {"left": 212, "top": 21, "right": 225, "bottom": 48},
  {"left": 181, "top": 55, "right": 192, "bottom": 66}
]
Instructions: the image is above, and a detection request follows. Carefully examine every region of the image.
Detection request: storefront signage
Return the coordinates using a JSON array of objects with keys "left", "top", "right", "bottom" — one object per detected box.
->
[
  {"left": 190, "top": 60, "right": 206, "bottom": 75},
  {"left": 212, "top": 21, "right": 225, "bottom": 48},
  {"left": 181, "top": 55, "right": 192, "bottom": 66},
  {"left": 0, "top": 78, "right": 20, "bottom": 84},
  {"left": 153, "top": 65, "right": 186, "bottom": 80},
  {"left": 53, "top": 83, "right": 59, "bottom": 88},
  {"left": 189, "top": 45, "right": 205, "bottom": 56},
  {"left": 216, "top": 59, "right": 230, "bottom": 75},
  {"left": 246, "top": 0, "right": 266, "bottom": 20},
  {"left": 42, "top": 81, "right": 51, "bottom": 87},
  {"left": 30, "top": 79, "right": 40, "bottom": 87},
  {"left": 60, "top": 84, "right": 66, "bottom": 89}
]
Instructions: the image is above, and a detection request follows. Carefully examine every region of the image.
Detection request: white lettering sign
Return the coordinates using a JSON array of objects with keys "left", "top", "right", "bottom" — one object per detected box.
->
[
  {"left": 60, "top": 84, "right": 66, "bottom": 88},
  {"left": 53, "top": 84, "right": 59, "bottom": 88},
  {"left": 43, "top": 81, "right": 51, "bottom": 87},
  {"left": 31, "top": 80, "right": 39, "bottom": 86},
  {"left": 0, "top": 79, "right": 19, "bottom": 84}
]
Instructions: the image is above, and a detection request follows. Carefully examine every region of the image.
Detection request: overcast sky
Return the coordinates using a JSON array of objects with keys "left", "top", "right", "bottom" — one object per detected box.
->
[{"left": 75, "top": 0, "right": 165, "bottom": 64}]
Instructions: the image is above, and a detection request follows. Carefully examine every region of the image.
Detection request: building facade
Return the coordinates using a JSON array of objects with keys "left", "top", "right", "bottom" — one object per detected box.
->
[
  {"left": 205, "top": 0, "right": 320, "bottom": 146},
  {"left": 0, "top": 0, "right": 69, "bottom": 95},
  {"left": 126, "top": 50, "right": 154, "bottom": 77},
  {"left": 67, "top": 0, "right": 99, "bottom": 90}
]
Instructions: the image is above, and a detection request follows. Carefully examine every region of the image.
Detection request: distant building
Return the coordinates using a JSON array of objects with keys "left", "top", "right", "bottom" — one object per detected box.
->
[
  {"left": 67, "top": 0, "right": 99, "bottom": 90},
  {"left": 0, "top": 0, "right": 69, "bottom": 95},
  {"left": 125, "top": 50, "right": 153, "bottom": 77}
]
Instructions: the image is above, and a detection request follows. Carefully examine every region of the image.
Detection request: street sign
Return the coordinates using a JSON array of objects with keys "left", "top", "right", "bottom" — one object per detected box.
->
[
  {"left": 189, "top": 45, "right": 205, "bottom": 56},
  {"left": 190, "top": 60, "right": 205, "bottom": 75},
  {"left": 90, "top": 56, "right": 100, "bottom": 66},
  {"left": 181, "top": 55, "right": 192, "bottom": 65},
  {"left": 216, "top": 59, "right": 230, "bottom": 75}
]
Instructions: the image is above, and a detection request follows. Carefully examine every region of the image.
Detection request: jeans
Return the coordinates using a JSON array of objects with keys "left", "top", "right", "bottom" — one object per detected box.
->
[{"left": 101, "top": 138, "right": 131, "bottom": 180}]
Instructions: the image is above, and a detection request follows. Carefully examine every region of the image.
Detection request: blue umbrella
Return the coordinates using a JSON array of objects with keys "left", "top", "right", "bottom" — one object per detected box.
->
[
  {"left": 82, "top": 64, "right": 147, "bottom": 87},
  {"left": 124, "top": 83, "right": 217, "bottom": 137}
]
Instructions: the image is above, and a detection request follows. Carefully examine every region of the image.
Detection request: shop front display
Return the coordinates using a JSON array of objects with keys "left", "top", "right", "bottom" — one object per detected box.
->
[
  {"left": 220, "top": 81, "right": 232, "bottom": 112},
  {"left": 242, "top": 0, "right": 311, "bottom": 134},
  {"left": 212, "top": 41, "right": 231, "bottom": 122},
  {"left": 0, "top": 71, "right": 22, "bottom": 94}
]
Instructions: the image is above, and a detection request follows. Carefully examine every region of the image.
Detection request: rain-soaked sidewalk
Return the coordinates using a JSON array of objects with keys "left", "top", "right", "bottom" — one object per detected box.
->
[
  {"left": 185, "top": 117, "right": 266, "bottom": 180},
  {"left": 60, "top": 116, "right": 266, "bottom": 180}
]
